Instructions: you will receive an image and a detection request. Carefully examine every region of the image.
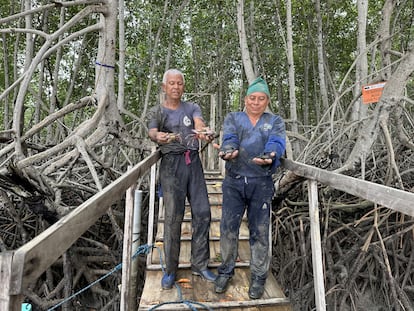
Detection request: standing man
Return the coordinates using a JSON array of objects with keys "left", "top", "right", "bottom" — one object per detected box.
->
[
  {"left": 147, "top": 69, "right": 216, "bottom": 289},
  {"left": 215, "top": 77, "right": 286, "bottom": 299}
]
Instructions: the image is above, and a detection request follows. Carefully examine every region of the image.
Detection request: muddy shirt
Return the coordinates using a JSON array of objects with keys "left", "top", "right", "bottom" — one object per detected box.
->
[
  {"left": 221, "top": 111, "right": 286, "bottom": 177},
  {"left": 147, "top": 101, "right": 203, "bottom": 154}
]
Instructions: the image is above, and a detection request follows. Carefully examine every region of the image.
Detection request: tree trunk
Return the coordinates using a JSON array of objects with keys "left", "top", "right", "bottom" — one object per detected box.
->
[
  {"left": 314, "top": 0, "right": 329, "bottom": 112},
  {"left": 248, "top": 1, "right": 259, "bottom": 77},
  {"left": 351, "top": 0, "right": 369, "bottom": 122},
  {"left": 285, "top": 0, "right": 299, "bottom": 156},
  {"left": 341, "top": 43, "right": 414, "bottom": 173},
  {"left": 237, "top": 0, "right": 255, "bottom": 83}
]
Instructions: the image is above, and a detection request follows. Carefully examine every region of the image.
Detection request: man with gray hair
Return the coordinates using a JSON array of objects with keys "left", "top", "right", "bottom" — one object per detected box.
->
[{"left": 147, "top": 69, "right": 217, "bottom": 289}]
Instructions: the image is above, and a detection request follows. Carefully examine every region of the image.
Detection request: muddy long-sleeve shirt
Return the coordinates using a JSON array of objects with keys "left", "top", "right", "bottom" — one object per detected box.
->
[{"left": 221, "top": 111, "right": 286, "bottom": 177}]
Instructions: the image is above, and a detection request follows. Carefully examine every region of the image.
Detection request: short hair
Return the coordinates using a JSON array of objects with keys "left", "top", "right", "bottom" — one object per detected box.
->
[{"left": 162, "top": 69, "right": 185, "bottom": 85}]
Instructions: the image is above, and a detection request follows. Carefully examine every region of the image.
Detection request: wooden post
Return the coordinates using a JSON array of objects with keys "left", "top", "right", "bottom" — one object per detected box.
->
[
  {"left": 130, "top": 189, "right": 143, "bottom": 309},
  {"left": 0, "top": 252, "right": 13, "bottom": 310},
  {"left": 146, "top": 146, "right": 157, "bottom": 267},
  {"left": 120, "top": 182, "right": 135, "bottom": 311},
  {"left": 308, "top": 179, "right": 326, "bottom": 311},
  {"left": 0, "top": 252, "right": 23, "bottom": 311},
  {"left": 208, "top": 94, "right": 216, "bottom": 171}
]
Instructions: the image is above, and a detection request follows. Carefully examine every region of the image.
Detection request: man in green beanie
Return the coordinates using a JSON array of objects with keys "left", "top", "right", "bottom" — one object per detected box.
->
[{"left": 214, "top": 77, "right": 286, "bottom": 299}]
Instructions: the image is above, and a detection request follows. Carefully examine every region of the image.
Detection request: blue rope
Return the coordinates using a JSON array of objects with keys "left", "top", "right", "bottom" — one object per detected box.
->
[
  {"left": 47, "top": 244, "right": 153, "bottom": 311},
  {"left": 95, "top": 61, "right": 115, "bottom": 69},
  {"left": 148, "top": 282, "right": 213, "bottom": 311},
  {"left": 149, "top": 300, "right": 213, "bottom": 311},
  {"left": 47, "top": 243, "right": 213, "bottom": 311},
  {"left": 153, "top": 244, "right": 165, "bottom": 274}
]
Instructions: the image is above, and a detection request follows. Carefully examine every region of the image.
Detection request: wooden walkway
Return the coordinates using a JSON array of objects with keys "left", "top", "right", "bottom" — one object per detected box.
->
[{"left": 138, "top": 171, "right": 293, "bottom": 310}]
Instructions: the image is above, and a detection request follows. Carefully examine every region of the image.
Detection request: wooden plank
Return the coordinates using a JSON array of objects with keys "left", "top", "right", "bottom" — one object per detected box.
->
[
  {"left": 155, "top": 219, "right": 249, "bottom": 241},
  {"left": 149, "top": 240, "right": 251, "bottom": 267},
  {"left": 155, "top": 200, "right": 249, "bottom": 241},
  {"left": 207, "top": 182, "right": 223, "bottom": 195},
  {"left": 205, "top": 173, "right": 224, "bottom": 179},
  {"left": 281, "top": 158, "right": 414, "bottom": 216},
  {"left": 10, "top": 150, "right": 161, "bottom": 294},
  {"left": 209, "top": 194, "right": 224, "bottom": 205},
  {"left": 155, "top": 222, "right": 224, "bottom": 241},
  {"left": 146, "top": 262, "right": 251, "bottom": 271},
  {"left": 139, "top": 269, "right": 292, "bottom": 311},
  {"left": 156, "top": 204, "right": 247, "bottom": 224},
  {"left": 157, "top": 204, "right": 223, "bottom": 222}
]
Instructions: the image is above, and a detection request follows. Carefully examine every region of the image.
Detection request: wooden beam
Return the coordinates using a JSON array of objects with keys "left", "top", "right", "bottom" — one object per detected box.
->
[
  {"left": 281, "top": 158, "right": 414, "bottom": 217},
  {"left": 145, "top": 261, "right": 250, "bottom": 271},
  {"left": 138, "top": 298, "right": 291, "bottom": 310},
  {"left": 9, "top": 150, "right": 160, "bottom": 294}
]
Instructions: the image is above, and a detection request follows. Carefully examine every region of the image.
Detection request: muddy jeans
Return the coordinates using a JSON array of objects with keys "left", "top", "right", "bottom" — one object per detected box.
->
[
  {"left": 159, "top": 151, "right": 211, "bottom": 275},
  {"left": 217, "top": 172, "right": 274, "bottom": 284}
]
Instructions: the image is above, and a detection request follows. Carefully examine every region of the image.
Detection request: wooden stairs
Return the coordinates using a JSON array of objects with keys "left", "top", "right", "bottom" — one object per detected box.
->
[{"left": 138, "top": 171, "right": 293, "bottom": 310}]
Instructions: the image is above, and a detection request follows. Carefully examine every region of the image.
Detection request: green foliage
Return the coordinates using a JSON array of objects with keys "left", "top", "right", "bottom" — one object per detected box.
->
[{"left": 1, "top": 0, "right": 413, "bottom": 133}]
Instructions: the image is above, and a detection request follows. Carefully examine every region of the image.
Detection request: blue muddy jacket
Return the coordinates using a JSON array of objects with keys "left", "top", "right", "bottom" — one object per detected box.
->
[{"left": 221, "top": 111, "right": 286, "bottom": 177}]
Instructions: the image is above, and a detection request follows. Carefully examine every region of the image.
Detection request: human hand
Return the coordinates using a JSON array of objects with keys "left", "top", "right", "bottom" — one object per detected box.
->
[
  {"left": 252, "top": 152, "right": 276, "bottom": 166},
  {"left": 219, "top": 149, "right": 239, "bottom": 160},
  {"left": 193, "top": 128, "right": 216, "bottom": 142},
  {"left": 156, "top": 132, "right": 180, "bottom": 144}
]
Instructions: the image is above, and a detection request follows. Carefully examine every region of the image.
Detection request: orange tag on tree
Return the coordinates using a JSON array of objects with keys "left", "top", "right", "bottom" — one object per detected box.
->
[{"left": 362, "top": 82, "right": 386, "bottom": 104}]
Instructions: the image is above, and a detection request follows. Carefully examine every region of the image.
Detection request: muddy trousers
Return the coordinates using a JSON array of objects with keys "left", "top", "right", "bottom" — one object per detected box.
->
[
  {"left": 159, "top": 151, "right": 211, "bottom": 275},
  {"left": 217, "top": 174, "right": 274, "bottom": 284}
]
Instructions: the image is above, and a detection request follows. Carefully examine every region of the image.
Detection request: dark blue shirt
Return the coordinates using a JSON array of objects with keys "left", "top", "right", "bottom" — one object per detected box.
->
[{"left": 221, "top": 111, "right": 286, "bottom": 177}]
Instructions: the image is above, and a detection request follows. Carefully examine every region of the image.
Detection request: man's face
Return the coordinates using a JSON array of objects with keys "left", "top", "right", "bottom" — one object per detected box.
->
[
  {"left": 162, "top": 73, "right": 184, "bottom": 100},
  {"left": 244, "top": 92, "right": 269, "bottom": 116}
]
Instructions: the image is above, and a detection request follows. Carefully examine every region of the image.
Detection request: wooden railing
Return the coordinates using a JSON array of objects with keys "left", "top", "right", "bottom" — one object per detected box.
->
[
  {"left": 280, "top": 158, "right": 414, "bottom": 311},
  {"left": 1, "top": 153, "right": 413, "bottom": 311},
  {"left": 0, "top": 150, "right": 161, "bottom": 311}
]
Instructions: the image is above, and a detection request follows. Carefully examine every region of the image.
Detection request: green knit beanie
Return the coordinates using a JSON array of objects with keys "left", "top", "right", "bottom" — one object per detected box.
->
[{"left": 246, "top": 77, "right": 270, "bottom": 98}]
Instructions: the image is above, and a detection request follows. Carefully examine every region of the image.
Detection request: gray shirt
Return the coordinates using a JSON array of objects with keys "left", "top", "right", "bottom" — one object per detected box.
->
[{"left": 147, "top": 101, "right": 203, "bottom": 154}]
